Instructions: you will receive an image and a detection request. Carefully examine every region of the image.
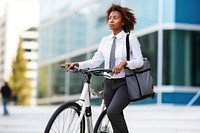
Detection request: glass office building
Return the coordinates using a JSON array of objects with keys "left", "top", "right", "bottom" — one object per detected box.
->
[{"left": 38, "top": 0, "right": 200, "bottom": 105}]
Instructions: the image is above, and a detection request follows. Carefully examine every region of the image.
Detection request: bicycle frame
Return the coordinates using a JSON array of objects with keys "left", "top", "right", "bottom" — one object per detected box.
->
[
  {"left": 57, "top": 66, "right": 111, "bottom": 133},
  {"left": 73, "top": 75, "right": 96, "bottom": 133},
  {"left": 77, "top": 82, "right": 93, "bottom": 133},
  {"left": 74, "top": 79, "right": 108, "bottom": 133}
]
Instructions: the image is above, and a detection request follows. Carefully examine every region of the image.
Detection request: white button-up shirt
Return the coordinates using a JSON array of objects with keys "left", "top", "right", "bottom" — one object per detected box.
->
[{"left": 79, "top": 30, "right": 144, "bottom": 79}]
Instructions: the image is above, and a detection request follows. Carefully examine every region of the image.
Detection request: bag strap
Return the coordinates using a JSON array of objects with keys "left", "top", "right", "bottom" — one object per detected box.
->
[{"left": 126, "top": 34, "right": 130, "bottom": 61}]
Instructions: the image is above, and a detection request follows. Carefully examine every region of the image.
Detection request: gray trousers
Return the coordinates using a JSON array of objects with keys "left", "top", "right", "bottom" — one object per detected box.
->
[{"left": 103, "top": 78, "right": 130, "bottom": 133}]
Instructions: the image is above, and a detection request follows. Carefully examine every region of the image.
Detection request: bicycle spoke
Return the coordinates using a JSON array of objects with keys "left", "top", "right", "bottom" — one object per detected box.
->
[
  {"left": 47, "top": 105, "right": 83, "bottom": 133},
  {"left": 94, "top": 110, "right": 113, "bottom": 133}
]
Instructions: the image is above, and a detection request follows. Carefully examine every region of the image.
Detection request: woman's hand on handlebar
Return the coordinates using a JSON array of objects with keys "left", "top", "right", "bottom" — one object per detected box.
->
[
  {"left": 112, "top": 61, "right": 127, "bottom": 74},
  {"left": 64, "top": 62, "right": 79, "bottom": 71}
]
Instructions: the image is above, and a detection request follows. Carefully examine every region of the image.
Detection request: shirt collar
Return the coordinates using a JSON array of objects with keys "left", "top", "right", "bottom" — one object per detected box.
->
[{"left": 109, "top": 30, "right": 126, "bottom": 39}]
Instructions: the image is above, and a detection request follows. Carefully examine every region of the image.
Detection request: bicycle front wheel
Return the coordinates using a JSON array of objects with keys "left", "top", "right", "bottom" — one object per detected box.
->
[
  {"left": 94, "top": 110, "right": 113, "bottom": 133},
  {"left": 44, "top": 101, "right": 85, "bottom": 133}
]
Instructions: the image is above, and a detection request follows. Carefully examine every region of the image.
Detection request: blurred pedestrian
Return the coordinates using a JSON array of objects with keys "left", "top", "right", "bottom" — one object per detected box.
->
[{"left": 1, "top": 81, "right": 11, "bottom": 115}]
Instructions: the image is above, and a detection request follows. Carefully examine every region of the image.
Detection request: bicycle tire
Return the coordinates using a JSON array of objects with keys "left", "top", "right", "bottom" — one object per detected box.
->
[
  {"left": 44, "top": 101, "right": 85, "bottom": 133},
  {"left": 94, "top": 110, "right": 113, "bottom": 133}
]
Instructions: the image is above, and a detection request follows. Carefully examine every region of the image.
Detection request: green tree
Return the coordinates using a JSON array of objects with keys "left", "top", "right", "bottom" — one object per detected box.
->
[{"left": 8, "top": 38, "right": 32, "bottom": 105}]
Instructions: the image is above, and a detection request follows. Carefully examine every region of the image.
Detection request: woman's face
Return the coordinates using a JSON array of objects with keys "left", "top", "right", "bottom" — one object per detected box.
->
[{"left": 107, "top": 11, "right": 124, "bottom": 35}]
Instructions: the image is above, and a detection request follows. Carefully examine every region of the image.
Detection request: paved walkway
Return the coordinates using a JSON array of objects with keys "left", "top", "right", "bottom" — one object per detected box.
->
[
  {"left": 0, "top": 105, "right": 200, "bottom": 133},
  {"left": 0, "top": 106, "right": 55, "bottom": 133}
]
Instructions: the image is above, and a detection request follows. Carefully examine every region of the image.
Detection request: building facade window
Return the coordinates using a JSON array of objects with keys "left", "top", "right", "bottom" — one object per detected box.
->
[
  {"left": 138, "top": 32, "right": 158, "bottom": 85},
  {"left": 163, "top": 30, "right": 200, "bottom": 86},
  {"left": 38, "top": 65, "right": 48, "bottom": 98}
]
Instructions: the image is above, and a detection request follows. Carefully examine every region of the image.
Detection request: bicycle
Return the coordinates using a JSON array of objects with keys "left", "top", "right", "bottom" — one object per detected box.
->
[{"left": 44, "top": 65, "right": 114, "bottom": 133}]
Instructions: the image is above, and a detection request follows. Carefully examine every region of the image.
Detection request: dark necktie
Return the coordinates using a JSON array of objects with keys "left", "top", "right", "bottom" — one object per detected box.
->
[{"left": 109, "top": 36, "right": 117, "bottom": 69}]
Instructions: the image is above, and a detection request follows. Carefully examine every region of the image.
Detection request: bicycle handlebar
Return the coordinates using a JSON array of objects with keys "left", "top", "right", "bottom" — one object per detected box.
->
[{"left": 60, "top": 64, "right": 112, "bottom": 77}]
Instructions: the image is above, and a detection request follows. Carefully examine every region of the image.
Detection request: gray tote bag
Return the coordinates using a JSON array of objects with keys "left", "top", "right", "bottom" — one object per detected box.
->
[{"left": 125, "top": 34, "right": 155, "bottom": 102}]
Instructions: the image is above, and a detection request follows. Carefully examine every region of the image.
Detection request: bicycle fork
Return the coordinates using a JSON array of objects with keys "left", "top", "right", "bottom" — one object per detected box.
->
[{"left": 74, "top": 82, "right": 94, "bottom": 133}]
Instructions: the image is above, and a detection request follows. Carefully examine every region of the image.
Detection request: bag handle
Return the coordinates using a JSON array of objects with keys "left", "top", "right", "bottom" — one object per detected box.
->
[{"left": 126, "top": 34, "right": 130, "bottom": 61}]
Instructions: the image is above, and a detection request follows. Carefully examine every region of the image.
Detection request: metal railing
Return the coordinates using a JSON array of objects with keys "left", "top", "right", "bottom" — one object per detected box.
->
[{"left": 187, "top": 89, "right": 200, "bottom": 106}]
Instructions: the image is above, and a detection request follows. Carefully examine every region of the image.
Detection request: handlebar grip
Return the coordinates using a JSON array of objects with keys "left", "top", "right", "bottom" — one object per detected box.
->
[
  {"left": 106, "top": 70, "right": 113, "bottom": 73},
  {"left": 60, "top": 64, "right": 76, "bottom": 71},
  {"left": 60, "top": 64, "right": 65, "bottom": 68}
]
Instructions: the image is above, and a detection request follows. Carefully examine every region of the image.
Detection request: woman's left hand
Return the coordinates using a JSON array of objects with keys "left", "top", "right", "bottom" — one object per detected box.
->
[{"left": 112, "top": 61, "right": 127, "bottom": 74}]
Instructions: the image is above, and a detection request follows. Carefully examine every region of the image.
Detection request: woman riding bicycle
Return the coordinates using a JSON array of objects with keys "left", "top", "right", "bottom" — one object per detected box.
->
[{"left": 65, "top": 3, "right": 144, "bottom": 133}]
